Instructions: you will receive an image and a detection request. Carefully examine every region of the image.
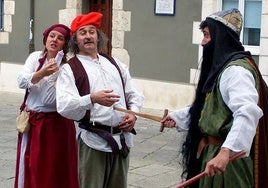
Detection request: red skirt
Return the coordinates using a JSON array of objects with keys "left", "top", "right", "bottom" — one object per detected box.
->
[{"left": 14, "top": 111, "right": 79, "bottom": 188}]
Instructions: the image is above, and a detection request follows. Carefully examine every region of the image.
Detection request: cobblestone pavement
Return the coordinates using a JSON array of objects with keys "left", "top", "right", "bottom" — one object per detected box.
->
[{"left": 0, "top": 91, "right": 185, "bottom": 188}]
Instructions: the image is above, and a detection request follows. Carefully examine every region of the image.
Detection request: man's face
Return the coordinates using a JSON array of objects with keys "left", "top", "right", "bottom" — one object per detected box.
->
[
  {"left": 75, "top": 25, "right": 98, "bottom": 55},
  {"left": 201, "top": 26, "right": 211, "bottom": 46}
]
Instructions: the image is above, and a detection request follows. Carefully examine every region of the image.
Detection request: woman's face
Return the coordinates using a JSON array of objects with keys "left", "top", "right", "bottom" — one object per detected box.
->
[{"left": 45, "top": 30, "right": 66, "bottom": 53}]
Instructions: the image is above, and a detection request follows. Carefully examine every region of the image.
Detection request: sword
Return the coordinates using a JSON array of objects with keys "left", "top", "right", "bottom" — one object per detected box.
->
[{"left": 113, "top": 107, "right": 168, "bottom": 132}]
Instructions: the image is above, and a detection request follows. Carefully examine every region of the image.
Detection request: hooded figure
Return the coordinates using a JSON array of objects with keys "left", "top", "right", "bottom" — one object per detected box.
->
[{"left": 162, "top": 8, "right": 268, "bottom": 188}]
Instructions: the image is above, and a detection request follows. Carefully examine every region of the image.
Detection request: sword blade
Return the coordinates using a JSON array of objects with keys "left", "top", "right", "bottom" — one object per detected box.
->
[{"left": 113, "top": 107, "right": 162, "bottom": 122}]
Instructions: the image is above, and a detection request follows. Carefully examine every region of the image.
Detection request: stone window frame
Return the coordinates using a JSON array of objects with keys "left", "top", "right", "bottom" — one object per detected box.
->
[{"left": 0, "top": 0, "right": 15, "bottom": 44}]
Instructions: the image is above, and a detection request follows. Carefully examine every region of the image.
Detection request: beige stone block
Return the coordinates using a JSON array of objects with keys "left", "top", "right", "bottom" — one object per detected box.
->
[
  {"left": 113, "top": 11, "right": 131, "bottom": 31},
  {"left": 261, "top": 15, "right": 268, "bottom": 37},
  {"left": 0, "top": 32, "right": 9, "bottom": 44},
  {"left": 4, "top": 15, "right": 12, "bottom": 32},
  {"left": 112, "top": 30, "right": 124, "bottom": 48},
  {"left": 190, "top": 68, "right": 200, "bottom": 85},
  {"left": 259, "top": 56, "right": 268, "bottom": 76},
  {"left": 66, "top": 0, "right": 81, "bottom": 9},
  {"left": 244, "top": 46, "right": 260, "bottom": 56},
  {"left": 111, "top": 48, "right": 129, "bottom": 67},
  {"left": 260, "top": 38, "right": 268, "bottom": 56},
  {"left": 262, "top": 0, "right": 268, "bottom": 14},
  {"left": 0, "top": 62, "right": 23, "bottom": 93},
  {"left": 113, "top": 0, "right": 123, "bottom": 10},
  {"left": 202, "top": 0, "right": 219, "bottom": 19},
  {"left": 192, "top": 22, "right": 202, "bottom": 45},
  {"left": 134, "top": 79, "right": 195, "bottom": 111},
  {"left": 59, "top": 9, "right": 79, "bottom": 26},
  {"left": 197, "top": 46, "right": 203, "bottom": 65},
  {"left": 4, "top": 0, "right": 15, "bottom": 15}
]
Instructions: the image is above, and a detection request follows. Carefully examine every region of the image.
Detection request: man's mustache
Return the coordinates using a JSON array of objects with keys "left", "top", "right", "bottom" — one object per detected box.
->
[{"left": 84, "top": 38, "right": 94, "bottom": 44}]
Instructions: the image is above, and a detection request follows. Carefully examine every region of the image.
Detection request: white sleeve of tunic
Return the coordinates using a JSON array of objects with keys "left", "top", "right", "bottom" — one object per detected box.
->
[
  {"left": 17, "top": 51, "right": 58, "bottom": 110},
  {"left": 220, "top": 65, "right": 263, "bottom": 156},
  {"left": 56, "top": 64, "right": 92, "bottom": 121},
  {"left": 169, "top": 106, "right": 190, "bottom": 132}
]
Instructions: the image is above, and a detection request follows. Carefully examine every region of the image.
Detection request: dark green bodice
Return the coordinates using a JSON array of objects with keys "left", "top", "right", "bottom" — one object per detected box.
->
[
  {"left": 198, "top": 58, "right": 259, "bottom": 188},
  {"left": 199, "top": 59, "right": 259, "bottom": 138}
]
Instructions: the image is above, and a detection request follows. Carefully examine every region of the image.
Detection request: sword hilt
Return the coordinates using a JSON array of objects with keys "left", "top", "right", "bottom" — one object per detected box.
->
[
  {"left": 159, "top": 109, "right": 168, "bottom": 132},
  {"left": 113, "top": 107, "right": 169, "bottom": 132}
]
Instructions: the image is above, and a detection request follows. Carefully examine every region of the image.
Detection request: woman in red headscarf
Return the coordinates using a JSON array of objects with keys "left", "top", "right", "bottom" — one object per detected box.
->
[{"left": 14, "top": 24, "right": 79, "bottom": 188}]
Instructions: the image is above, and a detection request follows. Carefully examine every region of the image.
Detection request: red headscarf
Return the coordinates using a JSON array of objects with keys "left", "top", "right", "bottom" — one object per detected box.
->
[
  {"left": 43, "top": 24, "right": 70, "bottom": 45},
  {"left": 70, "top": 12, "right": 103, "bottom": 35}
]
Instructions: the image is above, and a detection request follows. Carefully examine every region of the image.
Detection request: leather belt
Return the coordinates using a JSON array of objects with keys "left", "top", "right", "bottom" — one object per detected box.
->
[
  {"left": 79, "top": 121, "right": 136, "bottom": 135},
  {"left": 78, "top": 121, "right": 135, "bottom": 158},
  {"left": 79, "top": 122, "right": 121, "bottom": 154},
  {"left": 197, "top": 136, "right": 224, "bottom": 158},
  {"left": 79, "top": 122, "right": 123, "bottom": 135}
]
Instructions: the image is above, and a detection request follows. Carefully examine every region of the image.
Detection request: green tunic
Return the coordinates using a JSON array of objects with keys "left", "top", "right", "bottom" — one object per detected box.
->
[{"left": 198, "top": 58, "right": 259, "bottom": 188}]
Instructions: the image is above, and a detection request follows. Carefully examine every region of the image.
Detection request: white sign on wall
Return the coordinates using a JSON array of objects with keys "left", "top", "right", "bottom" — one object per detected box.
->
[{"left": 154, "top": 0, "right": 175, "bottom": 16}]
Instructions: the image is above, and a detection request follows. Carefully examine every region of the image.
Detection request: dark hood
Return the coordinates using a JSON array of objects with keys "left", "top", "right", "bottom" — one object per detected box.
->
[{"left": 202, "top": 18, "right": 252, "bottom": 92}]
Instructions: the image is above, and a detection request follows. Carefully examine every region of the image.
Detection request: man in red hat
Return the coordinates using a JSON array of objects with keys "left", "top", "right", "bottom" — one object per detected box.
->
[{"left": 56, "top": 12, "right": 144, "bottom": 188}]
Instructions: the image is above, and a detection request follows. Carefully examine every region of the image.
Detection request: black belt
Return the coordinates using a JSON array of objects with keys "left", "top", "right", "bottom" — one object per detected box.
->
[
  {"left": 78, "top": 121, "right": 135, "bottom": 158},
  {"left": 79, "top": 121, "right": 136, "bottom": 135},
  {"left": 79, "top": 122, "right": 123, "bottom": 135}
]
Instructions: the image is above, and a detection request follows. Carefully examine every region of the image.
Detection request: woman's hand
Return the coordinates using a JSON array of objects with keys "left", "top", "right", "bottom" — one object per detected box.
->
[{"left": 32, "top": 59, "right": 59, "bottom": 84}]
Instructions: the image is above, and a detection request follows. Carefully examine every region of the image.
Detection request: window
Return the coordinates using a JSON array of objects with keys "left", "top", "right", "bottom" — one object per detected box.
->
[
  {"left": 222, "top": 0, "right": 262, "bottom": 46},
  {"left": 0, "top": 0, "right": 3, "bottom": 31}
]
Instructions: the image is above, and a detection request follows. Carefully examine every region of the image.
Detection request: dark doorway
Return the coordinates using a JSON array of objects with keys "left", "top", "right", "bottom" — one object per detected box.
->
[{"left": 89, "top": 0, "right": 112, "bottom": 55}]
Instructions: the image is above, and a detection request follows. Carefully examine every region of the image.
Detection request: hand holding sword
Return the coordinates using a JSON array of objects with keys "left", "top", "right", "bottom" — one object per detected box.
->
[
  {"left": 175, "top": 150, "right": 246, "bottom": 188},
  {"left": 113, "top": 107, "right": 169, "bottom": 132}
]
